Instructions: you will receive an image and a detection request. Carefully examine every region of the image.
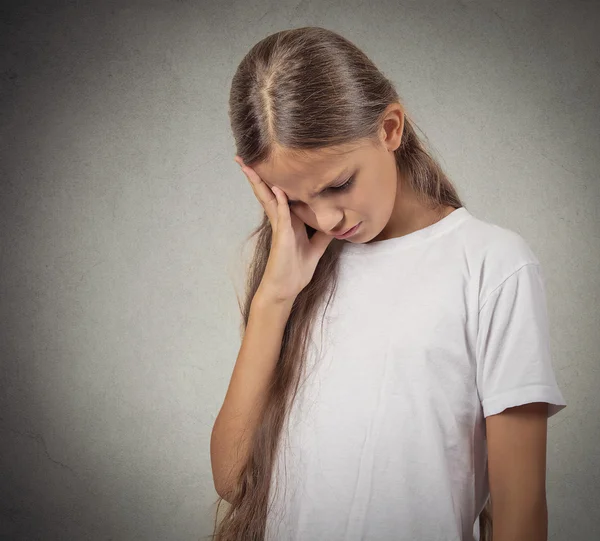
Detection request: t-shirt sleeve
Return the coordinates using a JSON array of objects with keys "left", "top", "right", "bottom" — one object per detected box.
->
[{"left": 476, "top": 262, "right": 567, "bottom": 418}]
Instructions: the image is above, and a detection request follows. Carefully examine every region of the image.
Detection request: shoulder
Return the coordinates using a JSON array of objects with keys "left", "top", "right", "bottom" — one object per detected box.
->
[{"left": 458, "top": 208, "right": 542, "bottom": 304}]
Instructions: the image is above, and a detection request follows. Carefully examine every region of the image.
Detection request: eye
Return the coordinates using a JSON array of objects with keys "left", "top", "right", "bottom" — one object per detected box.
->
[
  {"left": 331, "top": 175, "right": 355, "bottom": 192},
  {"left": 288, "top": 175, "right": 356, "bottom": 206}
]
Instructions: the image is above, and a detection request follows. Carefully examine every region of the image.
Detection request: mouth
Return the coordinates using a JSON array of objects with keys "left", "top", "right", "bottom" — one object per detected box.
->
[{"left": 333, "top": 222, "right": 362, "bottom": 239}]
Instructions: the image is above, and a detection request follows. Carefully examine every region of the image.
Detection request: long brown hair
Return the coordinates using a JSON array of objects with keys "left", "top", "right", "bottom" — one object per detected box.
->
[{"left": 210, "top": 26, "right": 492, "bottom": 541}]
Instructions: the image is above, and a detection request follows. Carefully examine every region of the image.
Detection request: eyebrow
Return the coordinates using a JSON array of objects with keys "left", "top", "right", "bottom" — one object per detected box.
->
[{"left": 277, "top": 167, "right": 351, "bottom": 204}]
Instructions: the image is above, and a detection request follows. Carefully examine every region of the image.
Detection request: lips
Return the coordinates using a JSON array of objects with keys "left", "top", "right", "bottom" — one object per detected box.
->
[
  {"left": 338, "top": 225, "right": 355, "bottom": 236},
  {"left": 333, "top": 222, "right": 361, "bottom": 239}
]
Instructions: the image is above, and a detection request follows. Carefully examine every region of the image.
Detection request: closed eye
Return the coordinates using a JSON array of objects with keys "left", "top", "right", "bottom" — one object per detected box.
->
[
  {"left": 331, "top": 175, "right": 355, "bottom": 192},
  {"left": 288, "top": 175, "right": 356, "bottom": 206}
]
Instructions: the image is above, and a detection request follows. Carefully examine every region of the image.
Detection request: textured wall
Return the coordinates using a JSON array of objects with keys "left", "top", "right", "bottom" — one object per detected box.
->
[{"left": 1, "top": 0, "right": 598, "bottom": 539}]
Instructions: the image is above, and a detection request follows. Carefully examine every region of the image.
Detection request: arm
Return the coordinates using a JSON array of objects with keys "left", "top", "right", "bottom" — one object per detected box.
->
[
  {"left": 486, "top": 401, "right": 549, "bottom": 541},
  {"left": 210, "top": 289, "right": 295, "bottom": 502}
]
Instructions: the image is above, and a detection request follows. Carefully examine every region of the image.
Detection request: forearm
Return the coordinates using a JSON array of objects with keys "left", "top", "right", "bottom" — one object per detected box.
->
[
  {"left": 492, "top": 497, "right": 548, "bottom": 541},
  {"left": 210, "top": 289, "right": 295, "bottom": 499}
]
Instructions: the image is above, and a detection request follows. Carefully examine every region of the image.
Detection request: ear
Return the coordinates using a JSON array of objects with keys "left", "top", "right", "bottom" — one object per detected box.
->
[{"left": 380, "top": 104, "right": 405, "bottom": 152}]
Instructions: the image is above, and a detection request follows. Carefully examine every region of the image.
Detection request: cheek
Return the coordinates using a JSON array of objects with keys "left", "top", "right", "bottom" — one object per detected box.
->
[
  {"left": 291, "top": 207, "right": 323, "bottom": 232},
  {"left": 291, "top": 207, "right": 311, "bottom": 224}
]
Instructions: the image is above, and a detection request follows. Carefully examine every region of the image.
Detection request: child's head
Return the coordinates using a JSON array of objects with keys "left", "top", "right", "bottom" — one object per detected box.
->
[
  {"left": 251, "top": 114, "right": 404, "bottom": 242},
  {"left": 228, "top": 26, "right": 433, "bottom": 243}
]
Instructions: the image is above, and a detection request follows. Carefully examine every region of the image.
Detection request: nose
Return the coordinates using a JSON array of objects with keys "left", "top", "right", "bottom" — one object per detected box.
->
[{"left": 313, "top": 209, "right": 345, "bottom": 234}]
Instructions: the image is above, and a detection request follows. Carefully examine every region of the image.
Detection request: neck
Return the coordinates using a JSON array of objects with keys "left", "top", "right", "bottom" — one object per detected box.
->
[{"left": 370, "top": 175, "right": 451, "bottom": 243}]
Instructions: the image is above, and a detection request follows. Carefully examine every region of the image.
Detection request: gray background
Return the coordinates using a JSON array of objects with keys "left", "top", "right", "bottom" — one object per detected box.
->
[{"left": 1, "top": 0, "right": 598, "bottom": 539}]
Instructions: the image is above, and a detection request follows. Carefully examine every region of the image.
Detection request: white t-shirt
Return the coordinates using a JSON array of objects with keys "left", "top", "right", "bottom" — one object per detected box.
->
[{"left": 265, "top": 206, "right": 567, "bottom": 541}]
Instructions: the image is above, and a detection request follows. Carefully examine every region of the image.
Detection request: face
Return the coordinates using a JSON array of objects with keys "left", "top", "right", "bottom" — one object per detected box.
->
[{"left": 251, "top": 104, "right": 405, "bottom": 243}]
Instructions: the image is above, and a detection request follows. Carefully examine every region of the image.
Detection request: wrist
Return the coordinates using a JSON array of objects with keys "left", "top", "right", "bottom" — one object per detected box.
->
[{"left": 254, "top": 285, "right": 296, "bottom": 309}]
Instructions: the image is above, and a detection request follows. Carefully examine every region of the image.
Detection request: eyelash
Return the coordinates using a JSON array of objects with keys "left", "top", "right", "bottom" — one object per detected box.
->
[
  {"left": 333, "top": 175, "right": 355, "bottom": 192},
  {"left": 287, "top": 175, "right": 355, "bottom": 206}
]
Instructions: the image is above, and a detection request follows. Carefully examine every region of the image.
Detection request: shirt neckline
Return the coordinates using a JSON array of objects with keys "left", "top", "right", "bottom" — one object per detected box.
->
[{"left": 340, "top": 206, "right": 472, "bottom": 256}]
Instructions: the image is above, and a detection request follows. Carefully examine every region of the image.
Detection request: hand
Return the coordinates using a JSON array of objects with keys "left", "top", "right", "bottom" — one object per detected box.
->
[{"left": 235, "top": 156, "right": 335, "bottom": 302}]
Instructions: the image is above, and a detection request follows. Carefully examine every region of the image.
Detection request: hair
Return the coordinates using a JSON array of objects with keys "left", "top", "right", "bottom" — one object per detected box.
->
[{"left": 209, "top": 26, "right": 493, "bottom": 541}]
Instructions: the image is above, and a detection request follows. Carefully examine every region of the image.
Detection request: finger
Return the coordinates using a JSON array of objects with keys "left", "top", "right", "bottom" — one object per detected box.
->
[
  {"left": 272, "top": 186, "right": 291, "bottom": 229},
  {"left": 241, "top": 165, "right": 279, "bottom": 224}
]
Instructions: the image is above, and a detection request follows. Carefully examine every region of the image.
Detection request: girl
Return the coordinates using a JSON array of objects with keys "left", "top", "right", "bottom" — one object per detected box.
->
[{"left": 210, "top": 27, "right": 566, "bottom": 541}]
